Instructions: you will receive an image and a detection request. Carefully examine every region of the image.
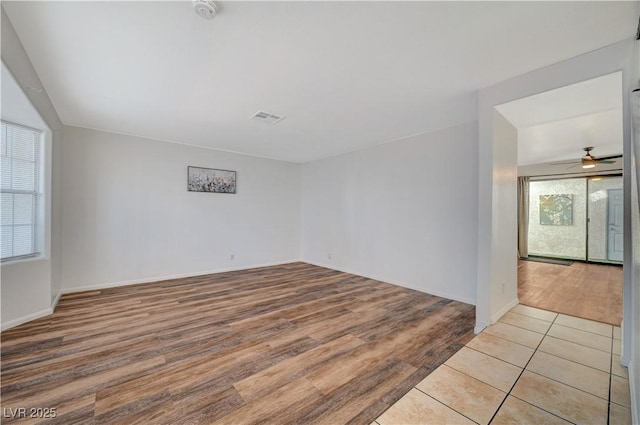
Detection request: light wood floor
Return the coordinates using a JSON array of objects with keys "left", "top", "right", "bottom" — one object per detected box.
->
[
  {"left": 518, "top": 260, "right": 623, "bottom": 325},
  {"left": 1, "top": 262, "right": 475, "bottom": 424}
]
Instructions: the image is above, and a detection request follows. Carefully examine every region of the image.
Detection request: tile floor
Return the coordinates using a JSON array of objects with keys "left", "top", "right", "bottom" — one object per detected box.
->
[{"left": 373, "top": 304, "right": 632, "bottom": 425}]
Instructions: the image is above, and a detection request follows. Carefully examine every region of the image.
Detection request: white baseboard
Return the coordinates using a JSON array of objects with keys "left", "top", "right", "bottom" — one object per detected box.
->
[
  {"left": 1, "top": 290, "right": 64, "bottom": 332},
  {"left": 474, "top": 322, "right": 491, "bottom": 334},
  {"left": 51, "top": 291, "right": 62, "bottom": 311},
  {"left": 629, "top": 361, "right": 638, "bottom": 425},
  {"left": 1, "top": 307, "right": 53, "bottom": 331},
  {"left": 302, "top": 260, "right": 476, "bottom": 305},
  {"left": 620, "top": 320, "right": 630, "bottom": 366},
  {"left": 5, "top": 259, "right": 474, "bottom": 331},
  {"left": 61, "top": 259, "right": 301, "bottom": 294},
  {"left": 490, "top": 297, "right": 519, "bottom": 324}
]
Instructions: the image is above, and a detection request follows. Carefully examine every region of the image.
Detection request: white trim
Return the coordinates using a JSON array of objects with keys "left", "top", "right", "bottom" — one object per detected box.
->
[
  {"left": 474, "top": 297, "right": 521, "bottom": 335},
  {"left": 1, "top": 307, "right": 52, "bottom": 331},
  {"left": 630, "top": 361, "right": 638, "bottom": 425},
  {"left": 620, "top": 319, "right": 630, "bottom": 366},
  {"left": 61, "top": 260, "right": 301, "bottom": 294},
  {"left": 0, "top": 120, "right": 42, "bottom": 261},
  {"left": 302, "top": 260, "right": 476, "bottom": 305},
  {"left": 1, "top": 290, "right": 63, "bottom": 332},
  {"left": 7, "top": 259, "right": 473, "bottom": 331},
  {"left": 51, "top": 291, "right": 61, "bottom": 311},
  {"left": 490, "top": 298, "right": 520, "bottom": 324},
  {"left": 64, "top": 123, "right": 298, "bottom": 164},
  {"left": 474, "top": 322, "right": 491, "bottom": 334}
]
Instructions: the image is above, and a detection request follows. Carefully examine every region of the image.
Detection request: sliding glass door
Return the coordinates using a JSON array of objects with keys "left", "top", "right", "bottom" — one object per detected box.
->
[
  {"left": 527, "top": 176, "right": 622, "bottom": 263},
  {"left": 528, "top": 178, "right": 587, "bottom": 260}
]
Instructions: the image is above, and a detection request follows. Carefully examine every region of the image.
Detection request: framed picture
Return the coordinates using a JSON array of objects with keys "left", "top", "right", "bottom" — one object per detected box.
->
[
  {"left": 539, "top": 194, "right": 573, "bottom": 225},
  {"left": 187, "top": 166, "right": 236, "bottom": 194}
]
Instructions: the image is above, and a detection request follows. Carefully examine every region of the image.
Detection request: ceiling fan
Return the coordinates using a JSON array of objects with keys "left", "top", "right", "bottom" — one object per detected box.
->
[{"left": 551, "top": 147, "right": 622, "bottom": 169}]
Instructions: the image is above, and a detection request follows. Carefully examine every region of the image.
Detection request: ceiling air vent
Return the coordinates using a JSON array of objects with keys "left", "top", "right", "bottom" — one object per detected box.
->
[{"left": 250, "top": 110, "right": 285, "bottom": 124}]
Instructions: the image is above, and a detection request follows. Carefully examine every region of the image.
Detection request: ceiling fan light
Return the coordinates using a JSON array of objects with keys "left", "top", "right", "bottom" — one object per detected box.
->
[{"left": 581, "top": 154, "right": 596, "bottom": 169}]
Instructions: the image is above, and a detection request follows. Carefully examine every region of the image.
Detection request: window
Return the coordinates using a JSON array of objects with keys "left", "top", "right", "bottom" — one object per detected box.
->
[{"left": 1, "top": 121, "right": 41, "bottom": 261}]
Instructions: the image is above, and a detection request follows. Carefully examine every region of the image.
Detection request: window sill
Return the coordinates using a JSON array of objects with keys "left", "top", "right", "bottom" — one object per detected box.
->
[{"left": 1, "top": 253, "right": 43, "bottom": 264}]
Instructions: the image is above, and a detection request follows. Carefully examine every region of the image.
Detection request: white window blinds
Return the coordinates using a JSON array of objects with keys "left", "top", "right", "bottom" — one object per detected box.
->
[{"left": 1, "top": 121, "right": 41, "bottom": 260}]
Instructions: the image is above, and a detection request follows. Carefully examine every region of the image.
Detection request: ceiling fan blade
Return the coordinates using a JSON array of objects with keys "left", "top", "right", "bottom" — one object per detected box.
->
[
  {"left": 597, "top": 160, "right": 617, "bottom": 164},
  {"left": 567, "top": 163, "right": 582, "bottom": 169},
  {"left": 595, "top": 154, "right": 622, "bottom": 161},
  {"left": 550, "top": 160, "right": 580, "bottom": 165}
]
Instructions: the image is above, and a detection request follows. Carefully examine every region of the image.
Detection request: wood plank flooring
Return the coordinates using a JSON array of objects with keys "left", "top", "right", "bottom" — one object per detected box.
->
[
  {"left": 518, "top": 260, "right": 622, "bottom": 325},
  {"left": 1, "top": 262, "right": 475, "bottom": 424}
]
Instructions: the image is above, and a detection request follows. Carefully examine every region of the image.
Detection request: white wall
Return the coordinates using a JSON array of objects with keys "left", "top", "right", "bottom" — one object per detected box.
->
[
  {"left": 50, "top": 127, "right": 63, "bottom": 303},
  {"left": 1, "top": 66, "right": 52, "bottom": 327},
  {"left": 477, "top": 39, "right": 635, "bottom": 332},
  {"left": 301, "top": 122, "right": 478, "bottom": 304},
  {"left": 488, "top": 111, "right": 519, "bottom": 324},
  {"left": 1, "top": 260, "right": 52, "bottom": 324},
  {"left": 629, "top": 141, "right": 640, "bottom": 424},
  {"left": 61, "top": 126, "right": 300, "bottom": 291},
  {"left": 628, "top": 37, "right": 640, "bottom": 425},
  {"left": 1, "top": 6, "right": 63, "bottom": 330}
]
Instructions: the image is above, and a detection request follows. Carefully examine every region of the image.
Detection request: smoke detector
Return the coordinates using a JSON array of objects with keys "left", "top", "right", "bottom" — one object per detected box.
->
[{"left": 193, "top": 0, "right": 217, "bottom": 19}]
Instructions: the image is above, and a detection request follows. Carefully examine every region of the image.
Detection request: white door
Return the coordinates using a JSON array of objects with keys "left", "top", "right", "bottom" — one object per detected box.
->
[{"left": 607, "top": 189, "right": 623, "bottom": 262}]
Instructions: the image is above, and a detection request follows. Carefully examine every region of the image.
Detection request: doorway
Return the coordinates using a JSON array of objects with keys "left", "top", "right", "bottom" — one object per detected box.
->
[
  {"left": 476, "top": 42, "right": 633, "bottom": 367},
  {"left": 493, "top": 71, "right": 624, "bottom": 326},
  {"left": 527, "top": 175, "right": 623, "bottom": 264},
  {"left": 520, "top": 175, "right": 623, "bottom": 325}
]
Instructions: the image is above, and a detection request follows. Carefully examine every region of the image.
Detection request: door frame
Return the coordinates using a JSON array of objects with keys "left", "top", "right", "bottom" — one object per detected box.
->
[
  {"left": 476, "top": 39, "right": 633, "bottom": 368},
  {"left": 524, "top": 174, "right": 624, "bottom": 265},
  {"left": 607, "top": 188, "right": 624, "bottom": 262}
]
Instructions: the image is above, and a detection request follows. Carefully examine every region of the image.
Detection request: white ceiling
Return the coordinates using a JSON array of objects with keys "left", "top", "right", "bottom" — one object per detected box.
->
[
  {"left": 3, "top": 1, "right": 637, "bottom": 163},
  {"left": 496, "top": 72, "right": 623, "bottom": 176}
]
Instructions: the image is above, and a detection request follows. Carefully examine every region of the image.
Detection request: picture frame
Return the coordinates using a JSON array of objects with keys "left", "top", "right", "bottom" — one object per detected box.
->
[
  {"left": 539, "top": 194, "right": 573, "bottom": 226},
  {"left": 187, "top": 166, "right": 236, "bottom": 194}
]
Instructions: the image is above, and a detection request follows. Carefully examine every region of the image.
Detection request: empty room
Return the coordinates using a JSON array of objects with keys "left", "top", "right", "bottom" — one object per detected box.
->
[{"left": 1, "top": 2, "right": 640, "bottom": 424}]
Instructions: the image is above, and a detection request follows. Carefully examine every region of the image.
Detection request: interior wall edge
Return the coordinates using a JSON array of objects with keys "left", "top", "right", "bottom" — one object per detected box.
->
[
  {"left": 477, "top": 37, "right": 635, "bottom": 335},
  {"left": 630, "top": 360, "right": 638, "bottom": 425},
  {"left": 0, "top": 4, "right": 64, "bottom": 332},
  {"left": 474, "top": 323, "right": 490, "bottom": 335},
  {"left": 490, "top": 297, "right": 520, "bottom": 324},
  {"left": 51, "top": 291, "right": 61, "bottom": 312},
  {"left": 301, "top": 120, "right": 479, "bottom": 309}
]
